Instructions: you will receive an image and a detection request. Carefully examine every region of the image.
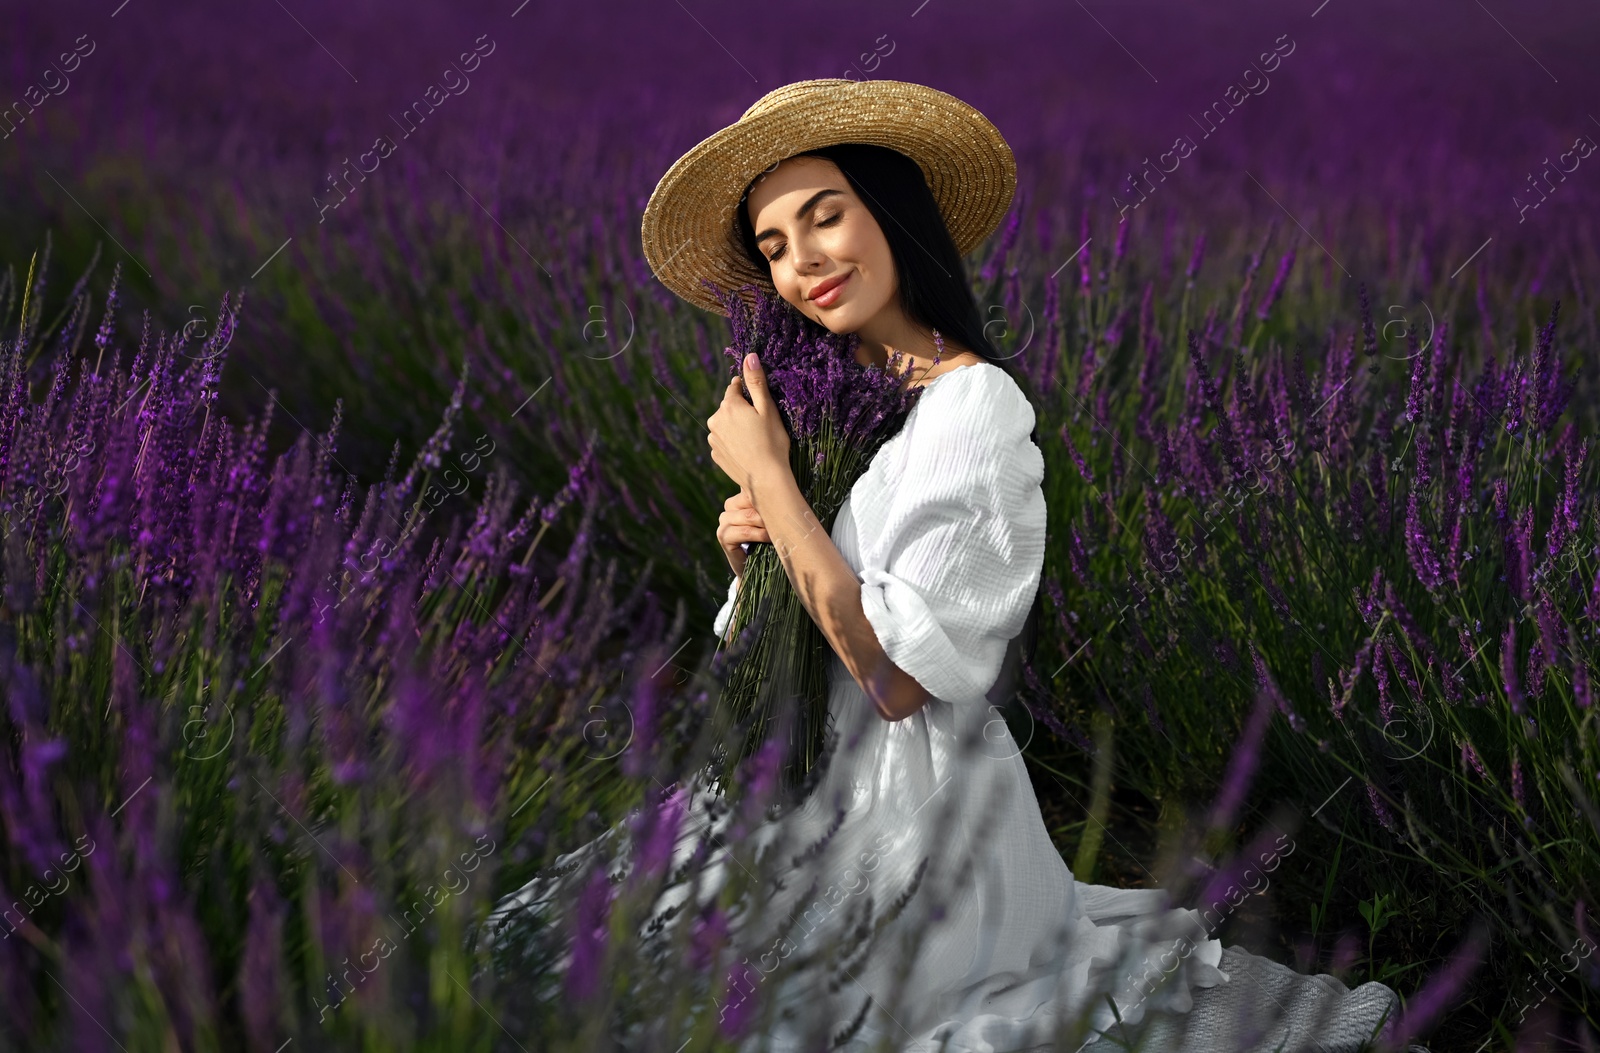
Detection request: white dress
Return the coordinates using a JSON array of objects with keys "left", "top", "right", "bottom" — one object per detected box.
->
[{"left": 489, "top": 361, "right": 1407, "bottom": 1053}]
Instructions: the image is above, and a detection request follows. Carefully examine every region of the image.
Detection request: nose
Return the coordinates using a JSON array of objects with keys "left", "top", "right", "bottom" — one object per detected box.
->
[{"left": 791, "top": 234, "right": 825, "bottom": 271}]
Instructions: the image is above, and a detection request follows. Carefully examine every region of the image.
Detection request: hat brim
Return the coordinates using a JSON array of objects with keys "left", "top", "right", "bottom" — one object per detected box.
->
[{"left": 641, "top": 78, "right": 1017, "bottom": 317}]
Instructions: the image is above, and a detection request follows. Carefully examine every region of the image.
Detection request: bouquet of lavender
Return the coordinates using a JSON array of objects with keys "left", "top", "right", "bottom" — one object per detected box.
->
[{"left": 702, "top": 280, "right": 928, "bottom": 804}]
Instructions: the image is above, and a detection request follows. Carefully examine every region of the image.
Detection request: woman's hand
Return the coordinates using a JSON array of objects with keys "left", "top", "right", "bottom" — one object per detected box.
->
[
  {"left": 707, "top": 352, "right": 791, "bottom": 499},
  {"left": 716, "top": 488, "right": 768, "bottom": 579}
]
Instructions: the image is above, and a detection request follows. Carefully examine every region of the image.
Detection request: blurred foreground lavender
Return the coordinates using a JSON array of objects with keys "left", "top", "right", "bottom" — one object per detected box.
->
[{"left": 0, "top": 247, "right": 705, "bottom": 1049}]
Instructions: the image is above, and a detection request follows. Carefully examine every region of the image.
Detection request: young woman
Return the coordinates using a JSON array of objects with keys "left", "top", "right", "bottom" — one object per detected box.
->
[{"left": 493, "top": 79, "right": 1412, "bottom": 1053}]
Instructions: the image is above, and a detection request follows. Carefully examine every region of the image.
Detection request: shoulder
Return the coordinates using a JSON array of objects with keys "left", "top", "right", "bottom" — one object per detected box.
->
[{"left": 912, "top": 361, "right": 1036, "bottom": 452}]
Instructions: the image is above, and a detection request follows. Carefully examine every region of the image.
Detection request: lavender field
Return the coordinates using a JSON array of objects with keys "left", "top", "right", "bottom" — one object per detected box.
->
[{"left": 4, "top": 0, "right": 1600, "bottom": 1049}]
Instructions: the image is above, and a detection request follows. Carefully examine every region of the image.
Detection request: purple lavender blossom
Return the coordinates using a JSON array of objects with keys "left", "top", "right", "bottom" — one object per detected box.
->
[
  {"left": 1185, "top": 230, "right": 1206, "bottom": 281},
  {"left": 1382, "top": 924, "right": 1488, "bottom": 1047},
  {"left": 1079, "top": 205, "right": 1093, "bottom": 293},
  {"left": 564, "top": 866, "right": 614, "bottom": 1002},
  {"left": 1254, "top": 248, "right": 1295, "bottom": 320},
  {"left": 1405, "top": 491, "right": 1446, "bottom": 592},
  {"left": 1185, "top": 328, "right": 1249, "bottom": 483},
  {"left": 1365, "top": 783, "right": 1398, "bottom": 833},
  {"left": 1250, "top": 645, "right": 1304, "bottom": 732},
  {"left": 1357, "top": 283, "right": 1378, "bottom": 364},
  {"left": 1207, "top": 688, "right": 1273, "bottom": 834},
  {"left": 1572, "top": 630, "right": 1592, "bottom": 709},
  {"left": 1501, "top": 621, "right": 1526, "bottom": 715},
  {"left": 688, "top": 906, "right": 730, "bottom": 973},
  {"left": 1112, "top": 217, "right": 1131, "bottom": 270},
  {"left": 629, "top": 786, "right": 688, "bottom": 884},
  {"left": 1061, "top": 424, "right": 1094, "bottom": 484},
  {"left": 1373, "top": 635, "right": 1396, "bottom": 726}
]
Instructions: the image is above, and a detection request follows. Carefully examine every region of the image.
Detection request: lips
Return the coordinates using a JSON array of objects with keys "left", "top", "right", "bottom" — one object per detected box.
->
[{"left": 808, "top": 271, "right": 852, "bottom": 305}]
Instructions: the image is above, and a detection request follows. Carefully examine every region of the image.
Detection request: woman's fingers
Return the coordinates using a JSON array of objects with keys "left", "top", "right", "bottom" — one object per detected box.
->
[
  {"left": 718, "top": 505, "right": 765, "bottom": 529},
  {"left": 717, "top": 495, "right": 767, "bottom": 580},
  {"left": 717, "top": 522, "right": 770, "bottom": 546}
]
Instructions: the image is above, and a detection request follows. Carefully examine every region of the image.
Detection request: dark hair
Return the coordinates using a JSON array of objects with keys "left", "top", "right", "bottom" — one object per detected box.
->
[{"left": 732, "top": 141, "right": 1045, "bottom": 677}]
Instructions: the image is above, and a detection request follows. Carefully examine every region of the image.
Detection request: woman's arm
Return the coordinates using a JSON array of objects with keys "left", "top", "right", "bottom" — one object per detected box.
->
[
  {"left": 707, "top": 351, "right": 931, "bottom": 721},
  {"left": 747, "top": 466, "right": 932, "bottom": 723}
]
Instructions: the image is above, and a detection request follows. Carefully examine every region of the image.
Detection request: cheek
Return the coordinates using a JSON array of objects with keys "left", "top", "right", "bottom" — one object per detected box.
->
[
  {"left": 854, "top": 262, "right": 896, "bottom": 317},
  {"left": 772, "top": 274, "right": 803, "bottom": 306},
  {"left": 852, "top": 231, "right": 896, "bottom": 305}
]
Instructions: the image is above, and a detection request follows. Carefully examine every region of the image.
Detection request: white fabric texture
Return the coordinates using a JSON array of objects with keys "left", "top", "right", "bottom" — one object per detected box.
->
[
  {"left": 489, "top": 362, "right": 1403, "bottom": 1052},
  {"left": 712, "top": 573, "right": 741, "bottom": 640}
]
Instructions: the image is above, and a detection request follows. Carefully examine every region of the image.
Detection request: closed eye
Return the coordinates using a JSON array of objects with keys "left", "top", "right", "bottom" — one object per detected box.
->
[{"left": 766, "top": 211, "right": 842, "bottom": 263}]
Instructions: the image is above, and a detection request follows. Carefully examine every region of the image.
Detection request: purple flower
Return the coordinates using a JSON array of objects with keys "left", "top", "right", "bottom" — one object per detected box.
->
[
  {"left": 92, "top": 261, "right": 123, "bottom": 360},
  {"left": 1185, "top": 230, "right": 1206, "bottom": 281},
  {"left": 1408, "top": 489, "right": 1446, "bottom": 588},
  {"left": 1250, "top": 646, "right": 1303, "bottom": 733},
  {"left": 1365, "top": 783, "right": 1398, "bottom": 833},
  {"left": 1112, "top": 217, "right": 1131, "bottom": 270},
  {"left": 1382, "top": 924, "right": 1488, "bottom": 1047},
  {"left": 1373, "top": 634, "right": 1395, "bottom": 725},
  {"left": 1357, "top": 283, "right": 1378, "bottom": 361},
  {"left": 1542, "top": 439, "right": 1582, "bottom": 564},
  {"left": 1141, "top": 493, "right": 1181, "bottom": 582},
  {"left": 1055, "top": 527, "right": 1089, "bottom": 595},
  {"left": 1501, "top": 621, "right": 1525, "bottom": 715},
  {"left": 564, "top": 866, "right": 614, "bottom": 1002},
  {"left": 1185, "top": 328, "right": 1248, "bottom": 483},
  {"left": 1535, "top": 590, "right": 1565, "bottom": 673},
  {"left": 1511, "top": 751, "right": 1529, "bottom": 827},
  {"left": 1404, "top": 323, "right": 1430, "bottom": 424},
  {"left": 1061, "top": 424, "right": 1093, "bottom": 484},
  {"left": 688, "top": 906, "right": 730, "bottom": 973},
  {"left": 1207, "top": 687, "right": 1273, "bottom": 834},
  {"left": 1571, "top": 629, "right": 1592, "bottom": 709},
  {"left": 621, "top": 667, "right": 660, "bottom": 780},
  {"left": 1254, "top": 248, "right": 1295, "bottom": 320},
  {"left": 1194, "top": 823, "right": 1283, "bottom": 918},
  {"left": 1530, "top": 301, "right": 1563, "bottom": 433},
  {"left": 629, "top": 786, "right": 688, "bottom": 884},
  {"left": 718, "top": 958, "right": 762, "bottom": 1039},
  {"left": 1334, "top": 635, "right": 1377, "bottom": 721},
  {"left": 1079, "top": 205, "right": 1093, "bottom": 293},
  {"left": 981, "top": 208, "right": 1023, "bottom": 284}
]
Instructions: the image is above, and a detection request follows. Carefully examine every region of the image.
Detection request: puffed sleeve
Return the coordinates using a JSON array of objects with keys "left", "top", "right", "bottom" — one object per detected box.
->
[
  {"left": 712, "top": 574, "right": 740, "bottom": 639},
  {"left": 856, "top": 367, "right": 1046, "bottom": 705}
]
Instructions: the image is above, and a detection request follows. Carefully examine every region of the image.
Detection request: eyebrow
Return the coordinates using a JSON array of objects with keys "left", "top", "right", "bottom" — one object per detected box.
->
[{"left": 751, "top": 188, "right": 846, "bottom": 244}]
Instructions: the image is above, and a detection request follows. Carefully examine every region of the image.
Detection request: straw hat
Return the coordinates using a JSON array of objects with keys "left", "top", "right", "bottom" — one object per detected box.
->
[{"left": 641, "top": 78, "right": 1017, "bottom": 316}]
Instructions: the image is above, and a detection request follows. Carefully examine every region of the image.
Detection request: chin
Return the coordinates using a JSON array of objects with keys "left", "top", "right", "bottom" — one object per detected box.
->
[
  {"left": 808, "top": 301, "right": 870, "bottom": 334},
  {"left": 812, "top": 313, "right": 853, "bottom": 334}
]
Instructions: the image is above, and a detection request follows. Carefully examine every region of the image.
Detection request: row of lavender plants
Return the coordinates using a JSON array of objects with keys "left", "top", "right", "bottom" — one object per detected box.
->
[
  {"left": 0, "top": 246, "right": 741, "bottom": 1050},
  {"left": 1017, "top": 227, "right": 1600, "bottom": 1046}
]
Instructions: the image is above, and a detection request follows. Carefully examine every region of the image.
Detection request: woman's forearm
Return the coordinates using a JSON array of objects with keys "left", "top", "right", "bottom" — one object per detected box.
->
[{"left": 747, "top": 467, "right": 931, "bottom": 722}]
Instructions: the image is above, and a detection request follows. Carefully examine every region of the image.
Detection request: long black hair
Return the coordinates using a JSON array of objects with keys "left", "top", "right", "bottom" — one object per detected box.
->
[{"left": 732, "top": 141, "right": 1045, "bottom": 679}]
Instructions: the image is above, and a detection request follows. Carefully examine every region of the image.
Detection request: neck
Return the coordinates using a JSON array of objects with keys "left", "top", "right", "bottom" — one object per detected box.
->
[{"left": 850, "top": 311, "right": 955, "bottom": 383}]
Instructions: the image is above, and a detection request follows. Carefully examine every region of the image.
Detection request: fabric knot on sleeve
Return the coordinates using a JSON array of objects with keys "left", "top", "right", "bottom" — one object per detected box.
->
[{"left": 855, "top": 366, "right": 1046, "bottom": 706}]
